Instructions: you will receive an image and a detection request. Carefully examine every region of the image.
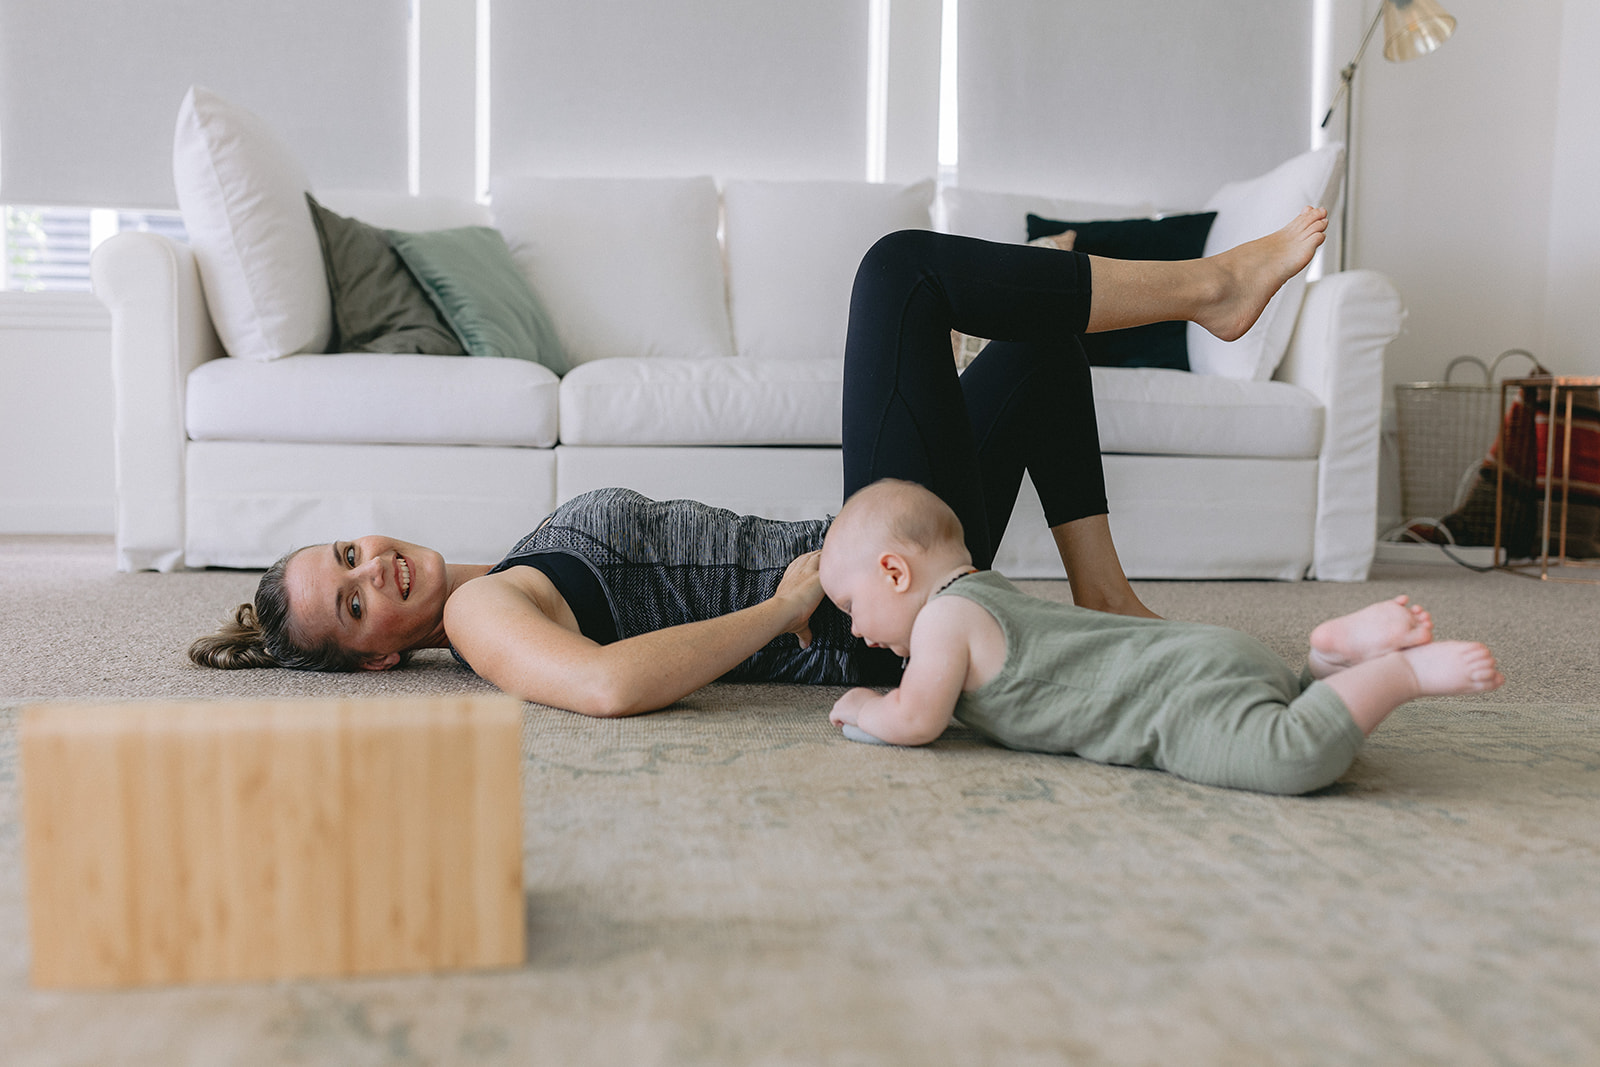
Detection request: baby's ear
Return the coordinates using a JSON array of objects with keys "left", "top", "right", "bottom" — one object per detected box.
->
[{"left": 878, "top": 552, "right": 913, "bottom": 591}]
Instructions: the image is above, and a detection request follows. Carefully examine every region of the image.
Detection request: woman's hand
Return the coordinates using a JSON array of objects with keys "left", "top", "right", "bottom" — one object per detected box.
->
[{"left": 772, "top": 549, "right": 825, "bottom": 648}]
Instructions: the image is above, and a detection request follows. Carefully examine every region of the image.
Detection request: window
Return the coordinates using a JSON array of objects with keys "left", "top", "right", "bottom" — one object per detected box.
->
[{"left": 2, "top": 206, "right": 186, "bottom": 292}]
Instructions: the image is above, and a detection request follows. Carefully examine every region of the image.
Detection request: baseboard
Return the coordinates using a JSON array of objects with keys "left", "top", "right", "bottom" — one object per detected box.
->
[{"left": 1374, "top": 541, "right": 1497, "bottom": 568}]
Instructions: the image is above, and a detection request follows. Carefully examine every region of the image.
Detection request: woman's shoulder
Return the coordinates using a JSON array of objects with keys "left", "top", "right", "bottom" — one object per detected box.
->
[
  {"left": 444, "top": 566, "right": 575, "bottom": 649},
  {"left": 447, "top": 565, "right": 548, "bottom": 613}
]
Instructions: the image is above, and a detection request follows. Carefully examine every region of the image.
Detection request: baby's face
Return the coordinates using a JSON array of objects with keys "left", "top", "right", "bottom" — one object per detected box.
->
[{"left": 820, "top": 537, "right": 918, "bottom": 658}]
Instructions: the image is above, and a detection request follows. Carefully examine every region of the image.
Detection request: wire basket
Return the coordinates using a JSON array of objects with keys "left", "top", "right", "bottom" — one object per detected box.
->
[{"left": 1394, "top": 349, "right": 1545, "bottom": 522}]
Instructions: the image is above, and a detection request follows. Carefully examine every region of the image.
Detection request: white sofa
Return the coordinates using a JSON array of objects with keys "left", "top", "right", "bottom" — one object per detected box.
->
[{"left": 94, "top": 94, "right": 1402, "bottom": 581}]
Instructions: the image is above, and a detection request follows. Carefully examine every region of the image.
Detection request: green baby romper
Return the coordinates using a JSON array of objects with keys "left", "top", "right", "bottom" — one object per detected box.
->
[{"left": 937, "top": 571, "right": 1366, "bottom": 795}]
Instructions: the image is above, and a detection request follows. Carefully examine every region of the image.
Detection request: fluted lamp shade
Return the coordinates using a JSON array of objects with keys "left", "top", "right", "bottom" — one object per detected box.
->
[{"left": 1382, "top": 0, "right": 1457, "bottom": 62}]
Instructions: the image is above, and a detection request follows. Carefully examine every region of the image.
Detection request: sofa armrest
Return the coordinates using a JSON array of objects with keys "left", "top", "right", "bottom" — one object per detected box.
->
[
  {"left": 1274, "top": 269, "right": 1404, "bottom": 581},
  {"left": 91, "top": 232, "right": 225, "bottom": 572}
]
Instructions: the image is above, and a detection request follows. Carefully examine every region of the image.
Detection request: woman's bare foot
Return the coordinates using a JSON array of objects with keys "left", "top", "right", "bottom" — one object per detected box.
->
[
  {"left": 1307, "top": 595, "right": 1433, "bottom": 678},
  {"left": 1195, "top": 207, "right": 1328, "bottom": 342},
  {"left": 1400, "top": 642, "right": 1506, "bottom": 696}
]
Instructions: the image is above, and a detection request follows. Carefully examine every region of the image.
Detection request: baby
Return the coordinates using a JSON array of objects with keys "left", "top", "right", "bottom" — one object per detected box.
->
[{"left": 818, "top": 479, "right": 1505, "bottom": 795}]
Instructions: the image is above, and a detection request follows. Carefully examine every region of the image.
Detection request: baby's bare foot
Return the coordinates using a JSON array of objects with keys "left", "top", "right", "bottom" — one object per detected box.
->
[
  {"left": 1308, "top": 594, "right": 1433, "bottom": 677},
  {"left": 1196, "top": 207, "right": 1327, "bottom": 342},
  {"left": 1400, "top": 641, "right": 1506, "bottom": 697}
]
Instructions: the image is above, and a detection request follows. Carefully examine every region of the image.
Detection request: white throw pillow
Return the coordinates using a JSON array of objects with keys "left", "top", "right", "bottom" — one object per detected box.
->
[
  {"left": 172, "top": 86, "right": 331, "bottom": 362},
  {"left": 935, "top": 186, "right": 1152, "bottom": 243},
  {"left": 490, "top": 176, "right": 733, "bottom": 366},
  {"left": 723, "top": 178, "right": 935, "bottom": 362},
  {"left": 1187, "top": 144, "right": 1345, "bottom": 381}
]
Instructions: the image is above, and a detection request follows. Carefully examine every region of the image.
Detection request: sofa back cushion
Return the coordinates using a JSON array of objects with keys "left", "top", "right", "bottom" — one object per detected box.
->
[
  {"left": 491, "top": 176, "right": 733, "bottom": 366},
  {"left": 723, "top": 178, "right": 934, "bottom": 362},
  {"left": 172, "top": 86, "right": 331, "bottom": 362}
]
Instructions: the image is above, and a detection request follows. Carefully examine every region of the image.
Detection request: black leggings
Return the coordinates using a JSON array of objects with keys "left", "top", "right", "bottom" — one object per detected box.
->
[{"left": 842, "top": 229, "right": 1108, "bottom": 570}]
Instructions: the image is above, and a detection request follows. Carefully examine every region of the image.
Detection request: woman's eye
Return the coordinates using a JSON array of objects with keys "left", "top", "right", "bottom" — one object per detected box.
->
[
  {"left": 345, "top": 545, "right": 356, "bottom": 567},
  {"left": 350, "top": 594, "right": 362, "bottom": 620}
]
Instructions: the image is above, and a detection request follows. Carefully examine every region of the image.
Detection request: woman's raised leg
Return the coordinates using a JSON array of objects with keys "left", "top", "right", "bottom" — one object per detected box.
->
[
  {"left": 840, "top": 215, "right": 1324, "bottom": 614},
  {"left": 842, "top": 229, "right": 1096, "bottom": 568},
  {"left": 841, "top": 229, "right": 1154, "bottom": 615}
]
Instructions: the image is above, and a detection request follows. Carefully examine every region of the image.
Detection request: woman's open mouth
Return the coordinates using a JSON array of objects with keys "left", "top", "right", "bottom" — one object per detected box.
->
[{"left": 396, "top": 554, "right": 412, "bottom": 599}]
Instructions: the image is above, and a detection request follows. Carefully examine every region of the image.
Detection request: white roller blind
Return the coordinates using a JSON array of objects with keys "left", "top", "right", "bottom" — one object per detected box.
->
[
  {"left": 490, "top": 0, "right": 869, "bottom": 181},
  {"left": 958, "top": 1, "right": 1312, "bottom": 209},
  {"left": 0, "top": 0, "right": 409, "bottom": 208}
]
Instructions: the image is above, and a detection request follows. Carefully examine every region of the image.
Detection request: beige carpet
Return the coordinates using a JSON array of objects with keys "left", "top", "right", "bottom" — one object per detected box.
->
[{"left": 3, "top": 536, "right": 1598, "bottom": 1065}]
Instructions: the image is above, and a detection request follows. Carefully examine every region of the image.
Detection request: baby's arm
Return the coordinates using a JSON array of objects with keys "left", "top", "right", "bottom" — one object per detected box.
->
[{"left": 829, "top": 597, "right": 975, "bottom": 746}]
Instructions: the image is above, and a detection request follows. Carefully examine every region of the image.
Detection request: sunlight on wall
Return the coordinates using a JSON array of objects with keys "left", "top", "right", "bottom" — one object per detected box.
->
[
  {"left": 475, "top": 0, "right": 491, "bottom": 202},
  {"left": 408, "top": 0, "right": 422, "bottom": 195},
  {"left": 866, "top": 0, "right": 890, "bottom": 182},
  {"left": 938, "top": 0, "right": 958, "bottom": 178}
]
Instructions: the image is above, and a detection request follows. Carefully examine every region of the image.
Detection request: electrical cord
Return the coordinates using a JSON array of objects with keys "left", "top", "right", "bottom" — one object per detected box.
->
[{"left": 1379, "top": 519, "right": 1499, "bottom": 573}]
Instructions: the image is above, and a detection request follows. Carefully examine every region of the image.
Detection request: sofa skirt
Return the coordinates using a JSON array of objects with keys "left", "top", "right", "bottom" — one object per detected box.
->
[
  {"left": 184, "top": 442, "right": 558, "bottom": 568},
  {"left": 180, "top": 442, "right": 1317, "bottom": 579}
]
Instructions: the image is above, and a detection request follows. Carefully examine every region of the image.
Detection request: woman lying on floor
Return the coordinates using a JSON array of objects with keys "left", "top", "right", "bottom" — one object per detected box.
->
[{"left": 189, "top": 208, "right": 1329, "bottom": 716}]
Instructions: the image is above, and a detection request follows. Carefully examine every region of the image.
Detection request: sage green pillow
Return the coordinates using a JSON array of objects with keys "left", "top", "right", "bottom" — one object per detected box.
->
[
  {"left": 388, "top": 226, "right": 568, "bottom": 373},
  {"left": 304, "top": 194, "right": 465, "bottom": 355}
]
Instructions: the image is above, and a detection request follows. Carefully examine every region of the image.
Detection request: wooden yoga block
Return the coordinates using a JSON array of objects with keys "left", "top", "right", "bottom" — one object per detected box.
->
[{"left": 21, "top": 695, "right": 525, "bottom": 989}]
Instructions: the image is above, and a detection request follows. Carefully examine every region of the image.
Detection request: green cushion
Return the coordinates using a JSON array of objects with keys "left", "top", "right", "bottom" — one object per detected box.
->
[
  {"left": 304, "top": 194, "right": 465, "bottom": 355},
  {"left": 388, "top": 225, "right": 568, "bottom": 373}
]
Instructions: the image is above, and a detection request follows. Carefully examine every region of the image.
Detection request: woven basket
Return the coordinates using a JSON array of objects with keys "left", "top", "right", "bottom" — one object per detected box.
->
[{"left": 1394, "top": 349, "right": 1544, "bottom": 521}]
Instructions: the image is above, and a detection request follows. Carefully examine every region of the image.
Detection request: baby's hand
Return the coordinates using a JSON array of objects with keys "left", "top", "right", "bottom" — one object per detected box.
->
[{"left": 830, "top": 687, "right": 879, "bottom": 727}]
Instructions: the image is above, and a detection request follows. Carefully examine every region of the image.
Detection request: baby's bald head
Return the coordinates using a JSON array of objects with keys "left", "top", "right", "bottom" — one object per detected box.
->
[
  {"left": 825, "top": 479, "right": 967, "bottom": 566},
  {"left": 820, "top": 480, "right": 972, "bottom": 656}
]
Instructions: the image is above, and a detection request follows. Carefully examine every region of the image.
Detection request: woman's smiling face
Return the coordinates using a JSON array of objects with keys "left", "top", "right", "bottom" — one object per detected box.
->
[{"left": 282, "top": 535, "right": 450, "bottom": 669}]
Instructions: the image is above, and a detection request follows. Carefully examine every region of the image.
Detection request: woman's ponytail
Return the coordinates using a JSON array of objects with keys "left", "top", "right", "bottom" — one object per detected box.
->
[{"left": 188, "top": 602, "right": 280, "bottom": 669}]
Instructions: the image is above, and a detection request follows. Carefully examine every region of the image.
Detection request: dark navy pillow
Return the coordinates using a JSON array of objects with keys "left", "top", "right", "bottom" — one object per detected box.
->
[{"left": 1027, "top": 211, "right": 1216, "bottom": 371}]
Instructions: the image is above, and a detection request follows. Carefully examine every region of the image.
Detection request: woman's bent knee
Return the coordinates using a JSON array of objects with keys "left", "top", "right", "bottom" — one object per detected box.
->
[{"left": 858, "top": 229, "right": 942, "bottom": 281}]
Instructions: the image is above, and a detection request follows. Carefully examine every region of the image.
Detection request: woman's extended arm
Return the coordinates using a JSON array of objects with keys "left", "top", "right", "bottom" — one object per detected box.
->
[{"left": 445, "top": 550, "right": 826, "bottom": 717}]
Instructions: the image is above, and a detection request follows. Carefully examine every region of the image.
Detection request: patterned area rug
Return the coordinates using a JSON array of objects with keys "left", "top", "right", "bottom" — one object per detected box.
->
[
  {"left": 3, "top": 692, "right": 1597, "bottom": 1065},
  {"left": 2, "top": 537, "right": 1598, "bottom": 1064}
]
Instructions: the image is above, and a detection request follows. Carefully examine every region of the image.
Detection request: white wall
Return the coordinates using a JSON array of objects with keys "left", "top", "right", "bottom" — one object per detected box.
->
[
  {"left": 1541, "top": 0, "right": 1600, "bottom": 374},
  {"left": 958, "top": 0, "right": 1311, "bottom": 211},
  {"left": 1353, "top": 0, "right": 1597, "bottom": 392},
  {"left": 0, "top": 293, "right": 113, "bottom": 532}
]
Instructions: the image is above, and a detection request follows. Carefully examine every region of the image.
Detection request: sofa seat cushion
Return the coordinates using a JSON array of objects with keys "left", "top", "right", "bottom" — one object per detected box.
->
[
  {"left": 559, "top": 358, "right": 843, "bottom": 446},
  {"left": 186, "top": 354, "right": 559, "bottom": 447},
  {"left": 1092, "top": 367, "right": 1323, "bottom": 459}
]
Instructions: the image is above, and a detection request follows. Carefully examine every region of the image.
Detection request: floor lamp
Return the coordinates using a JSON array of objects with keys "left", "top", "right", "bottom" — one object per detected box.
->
[{"left": 1321, "top": 0, "right": 1457, "bottom": 271}]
